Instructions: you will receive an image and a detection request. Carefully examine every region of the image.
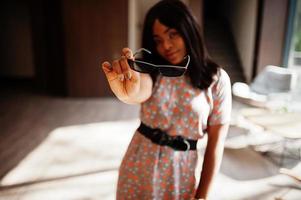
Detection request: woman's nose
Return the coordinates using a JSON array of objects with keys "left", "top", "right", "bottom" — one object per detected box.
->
[{"left": 162, "top": 39, "right": 172, "bottom": 50}]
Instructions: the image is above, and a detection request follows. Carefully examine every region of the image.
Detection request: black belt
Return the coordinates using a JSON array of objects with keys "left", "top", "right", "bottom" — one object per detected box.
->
[{"left": 137, "top": 122, "right": 197, "bottom": 151}]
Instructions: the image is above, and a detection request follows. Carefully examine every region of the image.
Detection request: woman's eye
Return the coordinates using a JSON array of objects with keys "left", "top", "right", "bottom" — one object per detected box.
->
[
  {"left": 154, "top": 38, "right": 162, "bottom": 45},
  {"left": 169, "top": 31, "right": 179, "bottom": 39}
]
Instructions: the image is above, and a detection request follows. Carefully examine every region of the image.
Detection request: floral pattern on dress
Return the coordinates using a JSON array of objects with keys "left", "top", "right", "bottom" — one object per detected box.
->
[{"left": 117, "top": 69, "right": 232, "bottom": 200}]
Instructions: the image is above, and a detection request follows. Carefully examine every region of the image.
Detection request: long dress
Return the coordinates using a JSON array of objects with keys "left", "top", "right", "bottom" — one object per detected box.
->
[{"left": 116, "top": 69, "right": 232, "bottom": 200}]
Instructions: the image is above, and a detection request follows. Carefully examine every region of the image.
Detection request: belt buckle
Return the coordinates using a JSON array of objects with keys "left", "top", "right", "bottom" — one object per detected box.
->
[
  {"left": 175, "top": 136, "right": 190, "bottom": 151},
  {"left": 183, "top": 139, "right": 190, "bottom": 151}
]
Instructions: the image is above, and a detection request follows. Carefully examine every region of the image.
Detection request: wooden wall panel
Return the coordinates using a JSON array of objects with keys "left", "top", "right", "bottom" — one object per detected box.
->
[{"left": 62, "top": 0, "right": 128, "bottom": 97}]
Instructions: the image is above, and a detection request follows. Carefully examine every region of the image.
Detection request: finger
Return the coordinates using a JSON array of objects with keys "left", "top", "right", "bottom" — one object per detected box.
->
[
  {"left": 112, "top": 59, "right": 124, "bottom": 81},
  {"left": 102, "top": 61, "right": 119, "bottom": 82},
  {"left": 120, "top": 56, "right": 132, "bottom": 80},
  {"left": 101, "top": 61, "right": 112, "bottom": 73},
  {"left": 122, "top": 47, "right": 133, "bottom": 59}
]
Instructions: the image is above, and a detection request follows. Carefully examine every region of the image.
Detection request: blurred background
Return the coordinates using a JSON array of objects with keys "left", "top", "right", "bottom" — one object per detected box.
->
[
  {"left": 1, "top": 0, "right": 300, "bottom": 97},
  {"left": 0, "top": 0, "right": 301, "bottom": 199}
]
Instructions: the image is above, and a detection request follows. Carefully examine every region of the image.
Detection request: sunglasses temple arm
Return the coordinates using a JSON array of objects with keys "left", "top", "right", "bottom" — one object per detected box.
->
[
  {"left": 185, "top": 55, "right": 190, "bottom": 68},
  {"left": 133, "top": 48, "right": 152, "bottom": 57}
]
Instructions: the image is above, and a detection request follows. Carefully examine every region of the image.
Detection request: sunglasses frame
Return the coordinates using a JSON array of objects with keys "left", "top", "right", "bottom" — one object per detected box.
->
[{"left": 128, "top": 48, "right": 190, "bottom": 77}]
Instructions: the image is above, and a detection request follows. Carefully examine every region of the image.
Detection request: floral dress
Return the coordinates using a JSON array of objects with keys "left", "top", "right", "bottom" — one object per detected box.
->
[{"left": 117, "top": 69, "right": 232, "bottom": 200}]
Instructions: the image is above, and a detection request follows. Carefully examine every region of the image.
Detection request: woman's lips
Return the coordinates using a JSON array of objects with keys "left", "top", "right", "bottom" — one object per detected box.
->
[{"left": 165, "top": 51, "right": 178, "bottom": 61}]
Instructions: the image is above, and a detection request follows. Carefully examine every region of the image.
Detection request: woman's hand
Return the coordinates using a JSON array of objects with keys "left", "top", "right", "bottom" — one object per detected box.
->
[{"left": 101, "top": 48, "right": 141, "bottom": 101}]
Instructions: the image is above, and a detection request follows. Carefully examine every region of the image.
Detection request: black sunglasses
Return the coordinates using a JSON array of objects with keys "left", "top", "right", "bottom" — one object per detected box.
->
[{"left": 127, "top": 48, "right": 190, "bottom": 77}]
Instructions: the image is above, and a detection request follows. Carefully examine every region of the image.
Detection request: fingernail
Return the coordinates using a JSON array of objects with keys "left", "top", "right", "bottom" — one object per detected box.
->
[
  {"left": 126, "top": 71, "right": 132, "bottom": 80},
  {"left": 103, "top": 61, "right": 112, "bottom": 69},
  {"left": 118, "top": 74, "right": 124, "bottom": 81},
  {"left": 126, "top": 53, "right": 131, "bottom": 59}
]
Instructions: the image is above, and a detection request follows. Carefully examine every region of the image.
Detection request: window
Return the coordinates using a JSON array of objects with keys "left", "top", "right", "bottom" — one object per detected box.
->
[{"left": 287, "top": 0, "right": 301, "bottom": 68}]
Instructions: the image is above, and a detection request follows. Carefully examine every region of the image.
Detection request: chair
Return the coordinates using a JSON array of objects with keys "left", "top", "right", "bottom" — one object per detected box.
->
[
  {"left": 232, "top": 65, "right": 298, "bottom": 109},
  {"left": 232, "top": 65, "right": 301, "bottom": 166}
]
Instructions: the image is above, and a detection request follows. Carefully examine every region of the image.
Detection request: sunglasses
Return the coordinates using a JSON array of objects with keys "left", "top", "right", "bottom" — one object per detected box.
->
[{"left": 127, "top": 48, "right": 190, "bottom": 77}]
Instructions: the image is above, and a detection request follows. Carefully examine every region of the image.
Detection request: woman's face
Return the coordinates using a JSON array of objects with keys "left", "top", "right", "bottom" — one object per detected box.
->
[{"left": 152, "top": 19, "right": 187, "bottom": 65}]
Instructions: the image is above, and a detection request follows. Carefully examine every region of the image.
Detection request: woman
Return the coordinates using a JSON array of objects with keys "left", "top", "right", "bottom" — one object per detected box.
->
[{"left": 101, "top": 0, "right": 231, "bottom": 199}]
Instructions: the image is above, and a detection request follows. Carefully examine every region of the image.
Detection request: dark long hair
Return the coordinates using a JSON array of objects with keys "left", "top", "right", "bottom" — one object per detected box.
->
[{"left": 142, "top": 0, "right": 219, "bottom": 90}]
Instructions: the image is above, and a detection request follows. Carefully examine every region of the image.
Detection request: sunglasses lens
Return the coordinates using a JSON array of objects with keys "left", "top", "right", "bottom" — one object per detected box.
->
[
  {"left": 128, "top": 49, "right": 189, "bottom": 77},
  {"left": 158, "top": 56, "right": 189, "bottom": 77},
  {"left": 128, "top": 59, "right": 156, "bottom": 73},
  {"left": 158, "top": 67, "right": 186, "bottom": 77}
]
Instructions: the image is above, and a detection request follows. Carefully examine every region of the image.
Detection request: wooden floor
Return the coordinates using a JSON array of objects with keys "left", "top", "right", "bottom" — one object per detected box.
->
[
  {"left": 0, "top": 86, "right": 140, "bottom": 180},
  {"left": 1, "top": 85, "right": 301, "bottom": 199}
]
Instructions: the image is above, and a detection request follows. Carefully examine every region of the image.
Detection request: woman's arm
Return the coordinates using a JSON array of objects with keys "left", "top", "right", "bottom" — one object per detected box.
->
[{"left": 194, "top": 123, "right": 230, "bottom": 199}]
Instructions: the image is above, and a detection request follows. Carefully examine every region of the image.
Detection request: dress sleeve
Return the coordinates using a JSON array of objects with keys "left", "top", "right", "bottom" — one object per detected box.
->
[{"left": 208, "top": 69, "right": 232, "bottom": 125}]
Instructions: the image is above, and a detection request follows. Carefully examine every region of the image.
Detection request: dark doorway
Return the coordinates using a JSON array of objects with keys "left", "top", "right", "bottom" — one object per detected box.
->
[
  {"left": 203, "top": 0, "right": 246, "bottom": 83},
  {"left": 0, "top": 0, "right": 67, "bottom": 96}
]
